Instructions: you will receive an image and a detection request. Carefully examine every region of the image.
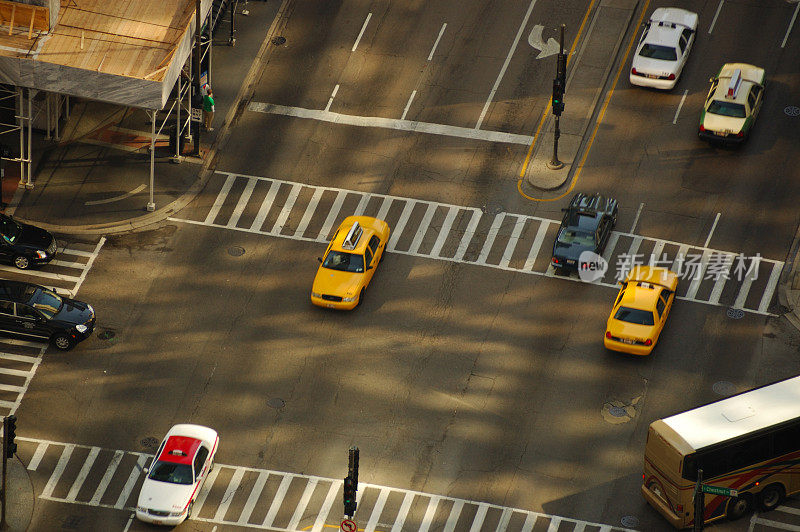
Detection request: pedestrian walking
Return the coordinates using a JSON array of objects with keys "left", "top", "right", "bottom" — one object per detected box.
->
[{"left": 202, "top": 86, "right": 215, "bottom": 131}]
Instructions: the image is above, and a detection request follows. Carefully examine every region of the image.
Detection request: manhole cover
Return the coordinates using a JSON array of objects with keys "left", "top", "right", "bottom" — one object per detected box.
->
[
  {"left": 267, "top": 397, "right": 285, "bottom": 409},
  {"left": 713, "top": 381, "right": 736, "bottom": 396},
  {"left": 228, "top": 246, "right": 245, "bottom": 257},
  {"left": 608, "top": 406, "right": 628, "bottom": 417},
  {"left": 726, "top": 308, "right": 745, "bottom": 319},
  {"left": 481, "top": 203, "right": 504, "bottom": 215},
  {"left": 621, "top": 515, "right": 639, "bottom": 528},
  {"left": 272, "top": 36, "right": 286, "bottom": 46},
  {"left": 785, "top": 105, "right": 800, "bottom": 116},
  {"left": 97, "top": 330, "right": 116, "bottom": 340},
  {"left": 140, "top": 437, "right": 158, "bottom": 449}
]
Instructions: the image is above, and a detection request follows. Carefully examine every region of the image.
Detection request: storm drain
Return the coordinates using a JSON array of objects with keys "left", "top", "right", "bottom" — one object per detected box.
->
[
  {"left": 272, "top": 36, "right": 286, "bottom": 46},
  {"left": 140, "top": 437, "right": 159, "bottom": 450},
  {"left": 267, "top": 397, "right": 286, "bottom": 409},
  {"left": 621, "top": 515, "right": 640, "bottom": 528},
  {"left": 97, "top": 329, "right": 116, "bottom": 341},
  {"left": 228, "top": 246, "right": 245, "bottom": 257},
  {"left": 601, "top": 398, "right": 639, "bottom": 424},
  {"left": 726, "top": 308, "right": 745, "bottom": 319}
]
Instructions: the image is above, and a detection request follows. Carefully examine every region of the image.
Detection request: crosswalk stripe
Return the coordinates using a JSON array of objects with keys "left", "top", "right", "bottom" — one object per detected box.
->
[
  {"left": 734, "top": 255, "right": 759, "bottom": 309},
  {"left": 0, "top": 399, "right": 17, "bottom": 409},
  {"left": 295, "top": 188, "right": 324, "bottom": 237},
  {"left": 751, "top": 517, "right": 800, "bottom": 531},
  {"left": 214, "top": 466, "right": 246, "bottom": 522},
  {"left": 227, "top": 177, "right": 257, "bottom": 227},
  {"left": 573, "top": 522, "right": 586, "bottom": 532},
  {"left": 477, "top": 214, "right": 505, "bottom": 264},
  {"left": 238, "top": 470, "right": 269, "bottom": 525},
  {"left": 759, "top": 262, "right": 783, "bottom": 313},
  {"left": 470, "top": 502, "right": 489, "bottom": 532},
  {"left": 42, "top": 444, "right": 74, "bottom": 498},
  {"left": 250, "top": 180, "right": 281, "bottom": 232},
  {"left": 709, "top": 253, "right": 734, "bottom": 305},
  {"left": 288, "top": 477, "right": 318, "bottom": 530},
  {"left": 778, "top": 505, "right": 800, "bottom": 515},
  {"left": 443, "top": 499, "right": 464, "bottom": 532},
  {"left": 525, "top": 221, "right": 551, "bottom": 271},
  {"left": 547, "top": 516, "right": 561, "bottom": 532},
  {"left": 61, "top": 248, "right": 94, "bottom": 258},
  {"left": 272, "top": 183, "right": 302, "bottom": 234},
  {"left": 49, "top": 260, "right": 87, "bottom": 269},
  {"left": 312, "top": 480, "right": 339, "bottom": 532},
  {"left": 0, "top": 352, "right": 39, "bottom": 363},
  {"left": 365, "top": 487, "right": 390, "bottom": 532},
  {"left": 672, "top": 244, "right": 689, "bottom": 274},
  {"left": 430, "top": 207, "right": 459, "bottom": 258},
  {"left": 262, "top": 474, "right": 293, "bottom": 527},
  {"left": 376, "top": 197, "right": 393, "bottom": 221},
  {"left": 66, "top": 446, "right": 100, "bottom": 502},
  {"left": 27, "top": 442, "right": 48, "bottom": 471},
  {"left": 388, "top": 201, "right": 416, "bottom": 251},
  {"left": 500, "top": 216, "right": 526, "bottom": 268},
  {"left": 419, "top": 496, "right": 441, "bottom": 532},
  {"left": 649, "top": 240, "right": 665, "bottom": 265},
  {"left": 115, "top": 455, "right": 147, "bottom": 509},
  {"left": 603, "top": 233, "right": 620, "bottom": 265},
  {"left": 686, "top": 249, "right": 712, "bottom": 300},
  {"left": 205, "top": 173, "right": 236, "bottom": 225},
  {"left": 521, "top": 512, "right": 537, "bottom": 532},
  {"left": 318, "top": 190, "right": 348, "bottom": 242},
  {"left": 390, "top": 491, "right": 415, "bottom": 532},
  {"left": 599, "top": 525, "right": 612, "bottom": 531},
  {"left": 0, "top": 383, "right": 23, "bottom": 393},
  {"left": 408, "top": 203, "right": 437, "bottom": 254},
  {"left": 0, "top": 269, "right": 80, "bottom": 283},
  {"left": 353, "top": 193, "right": 372, "bottom": 217},
  {"left": 626, "top": 235, "right": 643, "bottom": 261},
  {"left": 0, "top": 367, "right": 31, "bottom": 377},
  {"left": 90, "top": 450, "right": 124, "bottom": 505},
  {"left": 496, "top": 507, "right": 513, "bottom": 532},
  {"left": 454, "top": 210, "right": 482, "bottom": 262},
  {"left": 193, "top": 465, "right": 221, "bottom": 514}
]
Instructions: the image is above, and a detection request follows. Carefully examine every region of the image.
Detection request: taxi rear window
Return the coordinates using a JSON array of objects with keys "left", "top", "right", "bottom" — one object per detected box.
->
[
  {"left": 614, "top": 307, "right": 655, "bottom": 326},
  {"left": 707, "top": 100, "right": 746, "bottom": 118}
]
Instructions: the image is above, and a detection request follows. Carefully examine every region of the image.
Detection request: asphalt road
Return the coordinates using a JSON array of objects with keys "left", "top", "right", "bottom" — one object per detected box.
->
[{"left": 10, "top": 0, "right": 800, "bottom": 531}]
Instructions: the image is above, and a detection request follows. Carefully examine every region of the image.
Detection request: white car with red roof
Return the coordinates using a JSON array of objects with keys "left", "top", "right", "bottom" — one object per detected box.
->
[{"left": 136, "top": 424, "right": 219, "bottom": 525}]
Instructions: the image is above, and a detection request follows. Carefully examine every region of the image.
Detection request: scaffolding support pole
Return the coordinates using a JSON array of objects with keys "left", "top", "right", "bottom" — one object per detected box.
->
[
  {"left": 17, "top": 87, "right": 23, "bottom": 185},
  {"left": 147, "top": 110, "right": 156, "bottom": 212},
  {"left": 45, "top": 92, "right": 51, "bottom": 140},
  {"left": 26, "top": 88, "right": 32, "bottom": 188}
]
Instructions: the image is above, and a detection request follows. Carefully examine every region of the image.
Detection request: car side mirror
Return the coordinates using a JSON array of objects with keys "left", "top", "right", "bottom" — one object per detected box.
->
[
  {"left": 367, "top": 265, "right": 373, "bottom": 270},
  {"left": 143, "top": 467, "right": 149, "bottom": 474},
  {"left": 618, "top": 280, "right": 624, "bottom": 286},
  {"left": 317, "top": 257, "right": 322, "bottom": 263},
  {"left": 709, "top": 77, "right": 714, "bottom": 83}
]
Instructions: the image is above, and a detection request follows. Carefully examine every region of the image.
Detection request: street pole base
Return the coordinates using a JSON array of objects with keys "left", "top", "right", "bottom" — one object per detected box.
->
[
  {"left": 146, "top": 202, "right": 156, "bottom": 212},
  {"left": 170, "top": 155, "right": 184, "bottom": 164},
  {"left": 547, "top": 160, "right": 565, "bottom": 170}
]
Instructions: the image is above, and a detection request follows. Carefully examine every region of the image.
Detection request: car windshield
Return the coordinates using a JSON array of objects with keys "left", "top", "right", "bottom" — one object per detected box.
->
[
  {"left": 322, "top": 251, "right": 364, "bottom": 273},
  {"left": 29, "top": 287, "right": 62, "bottom": 319},
  {"left": 707, "top": 100, "right": 746, "bottom": 118},
  {"left": 639, "top": 43, "right": 677, "bottom": 61},
  {"left": 614, "top": 307, "right": 655, "bottom": 326},
  {"left": 147, "top": 461, "right": 194, "bottom": 485},
  {"left": 557, "top": 229, "right": 595, "bottom": 247},
  {"left": 0, "top": 217, "right": 20, "bottom": 244}
]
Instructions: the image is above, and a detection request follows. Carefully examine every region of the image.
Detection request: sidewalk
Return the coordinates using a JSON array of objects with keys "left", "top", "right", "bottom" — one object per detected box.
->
[{"left": 0, "top": 455, "right": 34, "bottom": 531}]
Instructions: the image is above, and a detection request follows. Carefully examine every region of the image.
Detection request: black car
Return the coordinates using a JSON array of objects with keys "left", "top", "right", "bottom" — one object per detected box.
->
[
  {"left": 0, "top": 213, "right": 58, "bottom": 269},
  {"left": 0, "top": 280, "right": 95, "bottom": 350},
  {"left": 551, "top": 192, "right": 618, "bottom": 273}
]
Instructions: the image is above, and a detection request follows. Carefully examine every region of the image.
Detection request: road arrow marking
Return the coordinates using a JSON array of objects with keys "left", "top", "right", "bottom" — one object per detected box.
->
[{"left": 528, "top": 25, "right": 559, "bottom": 58}]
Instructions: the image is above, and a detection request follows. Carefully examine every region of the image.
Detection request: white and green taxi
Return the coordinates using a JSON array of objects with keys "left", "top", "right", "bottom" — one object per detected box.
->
[{"left": 699, "top": 63, "right": 765, "bottom": 144}]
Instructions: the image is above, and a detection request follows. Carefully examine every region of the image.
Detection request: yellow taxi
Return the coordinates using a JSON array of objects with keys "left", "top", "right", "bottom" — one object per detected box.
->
[
  {"left": 604, "top": 266, "right": 678, "bottom": 355},
  {"left": 311, "top": 216, "right": 390, "bottom": 310}
]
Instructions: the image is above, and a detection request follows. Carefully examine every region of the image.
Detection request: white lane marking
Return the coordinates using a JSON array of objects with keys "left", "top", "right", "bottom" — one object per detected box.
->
[
  {"left": 294, "top": 188, "right": 324, "bottom": 237},
  {"left": 470, "top": 503, "right": 489, "bottom": 532},
  {"left": 443, "top": 499, "right": 464, "bottom": 532},
  {"left": 0, "top": 267, "right": 79, "bottom": 284},
  {"left": 496, "top": 507, "right": 513, "bottom": 532},
  {"left": 71, "top": 236, "right": 105, "bottom": 297},
  {"left": 318, "top": 190, "right": 348, "bottom": 241},
  {"left": 630, "top": 202, "right": 644, "bottom": 233},
  {"left": 709, "top": 253, "right": 734, "bottom": 305},
  {"left": 686, "top": 249, "right": 712, "bottom": 300},
  {"left": 115, "top": 455, "right": 147, "bottom": 509},
  {"left": 428, "top": 22, "right": 447, "bottom": 60},
  {"left": 408, "top": 202, "right": 437, "bottom": 254},
  {"left": 525, "top": 220, "right": 551, "bottom": 270},
  {"left": 0, "top": 367, "right": 33, "bottom": 378},
  {"left": 476, "top": 0, "right": 539, "bottom": 129},
  {"left": 500, "top": 215, "right": 526, "bottom": 268},
  {"left": 626, "top": 236, "right": 643, "bottom": 263},
  {"left": 0, "top": 399, "right": 16, "bottom": 409},
  {"left": 66, "top": 446, "right": 100, "bottom": 502},
  {"left": 90, "top": 450, "right": 124, "bottom": 505},
  {"left": 521, "top": 512, "right": 538, "bottom": 532},
  {"left": 61, "top": 248, "right": 95, "bottom": 258},
  {"left": 778, "top": 505, "right": 800, "bottom": 516},
  {"left": 672, "top": 244, "right": 689, "bottom": 275},
  {"left": 262, "top": 474, "right": 293, "bottom": 527},
  {"left": 271, "top": 183, "right": 302, "bottom": 234},
  {"left": 0, "top": 383, "right": 23, "bottom": 392},
  {"left": 672, "top": 89, "right": 688, "bottom": 124},
  {"left": 401, "top": 90, "right": 417, "bottom": 120},
  {"left": 376, "top": 196, "right": 393, "bottom": 220},
  {"left": 418, "top": 496, "right": 441, "bottom": 532},
  {"left": 250, "top": 180, "right": 281, "bottom": 231},
  {"left": 649, "top": 240, "right": 665, "bottom": 266},
  {"left": 477, "top": 213, "right": 505, "bottom": 264},
  {"left": 734, "top": 257, "right": 757, "bottom": 309},
  {"left": 751, "top": 518, "right": 800, "bottom": 532},
  {"left": 50, "top": 260, "right": 88, "bottom": 269},
  {"left": 324, "top": 84, "right": 340, "bottom": 112},
  {"left": 391, "top": 492, "right": 415, "bottom": 532},
  {"left": 41, "top": 444, "right": 74, "bottom": 498},
  {"left": 205, "top": 173, "right": 236, "bottom": 225},
  {"left": 704, "top": 212, "right": 721, "bottom": 248},
  {"left": 574, "top": 522, "right": 586, "bottom": 532},
  {"left": 214, "top": 467, "right": 246, "bottom": 522},
  {"left": 454, "top": 210, "right": 482, "bottom": 261},
  {"left": 0, "top": 338, "right": 46, "bottom": 349},
  {"left": 227, "top": 177, "right": 257, "bottom": 227},
  {"left": 353, "top": 193, "right": 372, "bottom": 217},
  {"left": 193, "top": 465, "right": 221, "bottom": 514},
  {"left": 0, "top": 352, "right": 38, "bottom": 363},
  {"left": 312, "top": 481, "right": 339, "bottom": 532},
  {"left": 430, "top": 207, "right": 460, "bottom": 257},
  {"left": 238, "top": 471, "right": 269, "bottom": 525},
  {"left": 84, "top": 184, "right": 146, "bottom": 206},
  {"left": 548, "top": 516, "right": 562, "bottom": 532},
  {"left": 365, "top": 487, "right": 390, "bottom": 532},
  {"left": 388, "top": 201, "right": 416, "bottom": 251},
  {"left": 27, "top": 442, "right": 48, "bottom": 471},
  {"left": 287, "top": 477, "right": 317, "bottom": 530},
  {"left": 709, "top": 0, "right": 724, "bottom": 34},
  {"left": 783, "top": 1, "right": 800, "bottom": 48},
  {"left": 249, "top": 102, "right": 535, "bottom": 145},
  {"left": 352, "top": 12, "right": 372, "bottom": 52},
  {"left": 759, "top": 262, "right": 783, "bottom": 313}
]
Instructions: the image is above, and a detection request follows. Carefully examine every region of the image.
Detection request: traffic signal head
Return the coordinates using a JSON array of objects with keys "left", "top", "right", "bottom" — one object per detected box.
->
[
  {"left": 343, "top": 475, "right": 357, "bottom": 517},
  {"left": 348, "top": 446, "right": 359, "bottom": 484},
  {"left": 552, "top": 78, "right": 565, "bottom": 116},
  {"left": 556, "top": 52, "right": 567, "bottom": 83},
  {"left": 5, "top": 415, "right": 17, "bottom": 458}
]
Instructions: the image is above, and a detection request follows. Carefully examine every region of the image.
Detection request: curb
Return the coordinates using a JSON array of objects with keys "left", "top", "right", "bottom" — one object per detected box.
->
[{"left": 14, "top": 0, "right": 293, "bottom": 238}]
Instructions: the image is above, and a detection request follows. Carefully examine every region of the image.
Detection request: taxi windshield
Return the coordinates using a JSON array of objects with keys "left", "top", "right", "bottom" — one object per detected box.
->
[
  {"left": 707, "top": 100, "right": 746, "bottom": 118},
  {"left": 614, "top": 307, "right": 655, "bottom": 326},
  {"left": 557, "top": 229, "right": 595, "bottom": 247},
  {"left": 322, "top": 251, "right": 364, "bottom": 273},
  {"left": 148, "top": 461, "right": 194, "bottom": 485},
  {"left": 0, "top": 217, "right": 20, "bottom": 244},
  {"left": 29, "top": 288, "right": 62, "bottom": 319},
  {"left": 639, "top": 44, "right": 677, "bottom": 61}
]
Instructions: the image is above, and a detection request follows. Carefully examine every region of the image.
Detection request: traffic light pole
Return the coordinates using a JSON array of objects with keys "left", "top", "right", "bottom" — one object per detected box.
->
[{"left": 548, "top": 25, "right": 566, "bottom": 170}]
